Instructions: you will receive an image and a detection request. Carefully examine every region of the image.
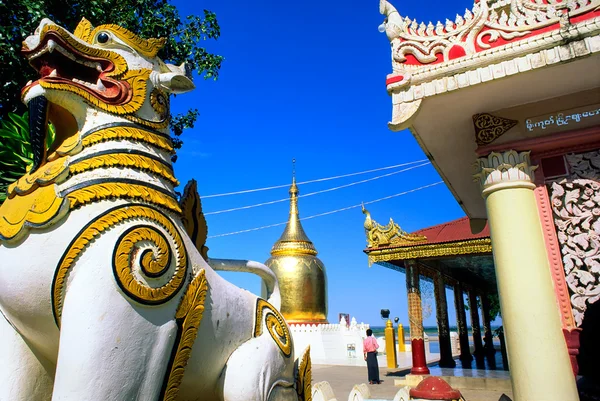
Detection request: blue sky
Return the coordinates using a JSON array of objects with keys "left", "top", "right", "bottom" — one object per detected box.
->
[{"left": 168, "top": 0, "right": 497, "bottom": 328}]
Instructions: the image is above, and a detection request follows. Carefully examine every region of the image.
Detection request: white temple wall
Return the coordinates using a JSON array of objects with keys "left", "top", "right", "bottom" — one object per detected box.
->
[{"left": 290, "top": 319, "right": 371, "bottom": 366}]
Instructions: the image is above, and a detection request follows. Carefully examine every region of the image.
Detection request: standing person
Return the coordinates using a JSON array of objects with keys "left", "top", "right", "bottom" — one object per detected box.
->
[{"left": 363, "top": 329, "right": 381, "bottom": 384}]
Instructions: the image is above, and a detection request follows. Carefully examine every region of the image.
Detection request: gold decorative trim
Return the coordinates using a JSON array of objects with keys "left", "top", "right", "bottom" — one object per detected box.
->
[
  {"left": 70, "top": 153, "right": 178, "bottom": 185},
  {"left": 39, "top": 69, "right": 151, "bottom": 116},
  {"left": 81, "top": 126, "right": 174, "bottom": 154},
  {"left": 123, "top": 113, "right": 170, "bottom": 130},
  {"left": 113, "top": 224, "right": 187, "bottom": 303},
  {"left": 37, "top": 23, "right": 128, "bottom": 76},
  {"left": 66, "top": 182, "right": 181, "bottom": 214},
  {"left": 7, "top": 157, "right": 69, "bottom": 198},
  {"left": 362, "top": 205, "right": 427, "bottom": 248},
  {"left": 52, "top": 205, "right": 187, "bottom": 326},
  {"left": 179, "top": 180, "right": 209, "bottom": 260},
  {"left": 296, "top": 346, "right": 312, "bottom": 401},
  {"left": 150, "top": 88, "right": 169, "bottom": 119},
  {"left": 0, "top": 186, "right": 68, "bottom": 242},
  {"left": 366, "top": 238, "right": 492, "bottom": 266},
  {"left": 254, "top": 299, "right": 292, "bottom": 358},
  {"left": 73, "top": 18, "right": 94, "bottom": 42},
  {"left": 90, "top": 24, "right": 166, "bottom": 58},
  {"left": 163, "top": 269, "right": 208, "bottom": 401},
  {"left": 47, "top": 132, "right": 81, "bottom": 162},
  {"left": 473, "top": 113, "right": 518, "bottom": 146}
]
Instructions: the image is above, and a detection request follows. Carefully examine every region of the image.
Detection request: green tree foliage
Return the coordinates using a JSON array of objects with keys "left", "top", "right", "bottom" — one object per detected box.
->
[
  {"left": 0, "top": 0, "right": 223, "bottom": 150},
  {"left": 464, "top": 293, "right": 502, "bottom": 321},
  {"left": 0, "top": 112, "right": 55, "bottom": 203}
]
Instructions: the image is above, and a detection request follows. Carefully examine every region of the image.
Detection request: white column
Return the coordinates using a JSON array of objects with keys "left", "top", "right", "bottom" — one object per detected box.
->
[{"left": 474, "top": 150, "right": 577, "bottom": 401}]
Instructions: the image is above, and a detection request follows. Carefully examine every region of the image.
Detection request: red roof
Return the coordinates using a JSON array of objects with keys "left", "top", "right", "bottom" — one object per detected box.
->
[{"left": 412, "top": 217, "right": 490, "bottom": 245}]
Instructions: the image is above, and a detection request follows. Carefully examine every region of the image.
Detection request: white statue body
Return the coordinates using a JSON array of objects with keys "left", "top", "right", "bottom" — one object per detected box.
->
[{"left": 0, "top": 18, "right": 309, "bottom": 401}]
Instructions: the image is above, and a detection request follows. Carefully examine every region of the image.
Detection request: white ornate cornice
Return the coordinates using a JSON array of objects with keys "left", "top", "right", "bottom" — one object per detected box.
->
[
  {"left": 380, "top": 0, "right": 600, "bottom": 130},
  {"left": 473, "top": 150, "right": 538, "bottom": 197},
  {"left": 380, "top": 0, "right": 600, "bottom": 77}
]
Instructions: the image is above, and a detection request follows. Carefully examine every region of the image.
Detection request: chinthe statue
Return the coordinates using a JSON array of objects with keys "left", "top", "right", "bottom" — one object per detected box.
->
[{"left": 0, "top": 18, "right": 310, "bottom": 401}]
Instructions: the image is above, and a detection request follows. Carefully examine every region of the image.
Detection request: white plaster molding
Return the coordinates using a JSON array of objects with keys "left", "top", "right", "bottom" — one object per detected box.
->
[
  {"left": 380, "top": 0, "right": 600, "bottom": 85},
  {"left": 312, "top": 381, "right": 338, "bottom": 401},
  {"left": 393, "top": 387, "right": 411, "bottom": 401},
  {"left": 348, "top": 383, "right": 371, "bottom": 401},
  {"left": 473, "top": 150, "right": 538, "bottom": 197},
  {"left": 388, "top": 99, "right": 422, "bottom": 131},
  {"left": 387, "top": 30, "right": 600, "bottom": 129}
]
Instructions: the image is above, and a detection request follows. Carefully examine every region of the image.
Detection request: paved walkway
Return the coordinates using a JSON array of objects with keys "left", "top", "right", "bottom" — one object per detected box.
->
[{"left": 312, "top": 363, "right": 513, "bottom": 401}]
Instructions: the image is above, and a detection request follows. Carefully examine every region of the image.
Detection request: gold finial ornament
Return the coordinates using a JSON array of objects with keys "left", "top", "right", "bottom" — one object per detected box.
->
[
  {"left": 265, "top": 170, "right": 328, "bottom": 324},
  {"left": 362, "top": 205, "right": 427, "bottom": 248}
]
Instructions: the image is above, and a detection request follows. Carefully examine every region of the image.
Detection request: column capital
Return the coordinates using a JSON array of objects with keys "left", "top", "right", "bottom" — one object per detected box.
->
[{"left": 473, "top": 150, "right": 538, "bottom": 198}]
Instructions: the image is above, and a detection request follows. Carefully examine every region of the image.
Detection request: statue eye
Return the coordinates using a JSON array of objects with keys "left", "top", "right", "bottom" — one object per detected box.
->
[{"left": 96, "top": 32, "right": 110, "bottom": 44}]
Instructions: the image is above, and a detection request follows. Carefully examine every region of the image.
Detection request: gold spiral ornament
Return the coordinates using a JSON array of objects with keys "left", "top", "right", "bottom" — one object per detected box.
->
[
  {"left": 53, "top": 205, "right": 188, "bottom": 326},
  {"left": 113, "top": 223, "right": 187, "bottom": 305},
  {"left": 254, "top": 299, "right": 292, "bottom": 358}
]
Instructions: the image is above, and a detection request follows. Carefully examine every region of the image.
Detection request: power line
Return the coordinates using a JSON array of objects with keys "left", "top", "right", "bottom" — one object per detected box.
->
[
  {"left": 201, "top": 160, "right": 430, "bottom": 199},
  {"left": 204, "top": 162, "right": 431, "bottom": 216},
  {"left": 207, "top": 181, "right": 444, "bottom": 238}
]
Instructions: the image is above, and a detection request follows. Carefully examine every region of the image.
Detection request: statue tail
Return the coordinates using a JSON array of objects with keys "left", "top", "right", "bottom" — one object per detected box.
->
[{"left": 206, "top": 258, "right": 281, "bottom": 309}]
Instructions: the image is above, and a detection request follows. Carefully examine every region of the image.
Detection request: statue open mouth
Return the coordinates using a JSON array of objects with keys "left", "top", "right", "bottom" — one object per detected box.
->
[
  {"left": 20, "top": 28, "right": 134, "bottom": 172},
  {"left": 22, "top": 30, "right": 129, "bottom": 104}
]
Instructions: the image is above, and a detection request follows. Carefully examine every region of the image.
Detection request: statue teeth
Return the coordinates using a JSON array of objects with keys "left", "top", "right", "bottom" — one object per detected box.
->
[
  {"left": 96, "top": 64, "right": 103, "bottom": 72},
  {"left": 49, "top": 69, "right": 58, "bottom": 77},
  {"left": 48, "top": 40, "right": 56, "bottom": 53},
  {"left": 96, "top": 78, "right": 106, "bottom": 91},
  {"left": 27, "top": 80, "right": 33, "bottom": 85}
]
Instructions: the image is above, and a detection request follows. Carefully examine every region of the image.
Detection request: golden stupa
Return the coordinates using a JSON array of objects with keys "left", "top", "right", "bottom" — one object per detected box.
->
[{"left": 264, "top": 176, "right": 328, "bottom": 324}]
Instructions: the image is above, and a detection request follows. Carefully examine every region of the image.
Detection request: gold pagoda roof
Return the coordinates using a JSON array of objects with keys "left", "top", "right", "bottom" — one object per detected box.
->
[{"left": 270, "top": 178, "right": 318, "bottom": 257}]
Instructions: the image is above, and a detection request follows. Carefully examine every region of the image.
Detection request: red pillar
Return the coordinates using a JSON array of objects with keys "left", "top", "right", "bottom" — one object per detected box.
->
[{"left": 406, "top": 260, "right": 430, "bottom": 375}]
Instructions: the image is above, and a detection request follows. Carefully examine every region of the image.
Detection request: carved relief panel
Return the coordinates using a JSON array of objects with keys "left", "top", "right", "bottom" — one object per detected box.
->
[{"left": 550, "top": 151, "right": 600, "bottom": 326}]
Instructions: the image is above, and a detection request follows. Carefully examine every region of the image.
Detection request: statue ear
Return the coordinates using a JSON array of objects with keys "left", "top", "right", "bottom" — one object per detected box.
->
[{"left": 155, "top": 62, "right": 195, "bottom": 94}]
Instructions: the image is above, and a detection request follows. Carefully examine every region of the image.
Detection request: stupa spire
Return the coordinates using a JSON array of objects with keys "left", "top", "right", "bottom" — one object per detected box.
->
[{"left": 270, "top": 160, "right": 316, "bottom": 256}]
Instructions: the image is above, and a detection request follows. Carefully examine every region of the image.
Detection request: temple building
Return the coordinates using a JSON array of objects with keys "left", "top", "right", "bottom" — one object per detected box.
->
[
  {"left": 372, "top": 0, "right": 600, "bottom": 400},
  {"left": 264, "top": 177, "right": 328, "bottom": 324},
  {"left": 362, "top": 212, "right": 504, "bottom": 372}
]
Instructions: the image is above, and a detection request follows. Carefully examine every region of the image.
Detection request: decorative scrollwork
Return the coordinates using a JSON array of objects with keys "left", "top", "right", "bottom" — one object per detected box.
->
[
  {"left": 476, "top": 29, "right": 530, "bottom": 50},
  {"left": 550, "top": 150, "right": 600, "bottom": 327},
  {"left": 254, "top": 299, "right": 292, "bottom": 358},
  {"left": 380, "top": 0, "right": 600, "bottom": 67},
  {"left": 472, "top": 113, "right": 518, "bottom": 146},
  {"left": 112, "top": 224, "right": 186, "bottom": 305},
  {"left": 52, "top": 205, "right": 188, "bottom": 326}
]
